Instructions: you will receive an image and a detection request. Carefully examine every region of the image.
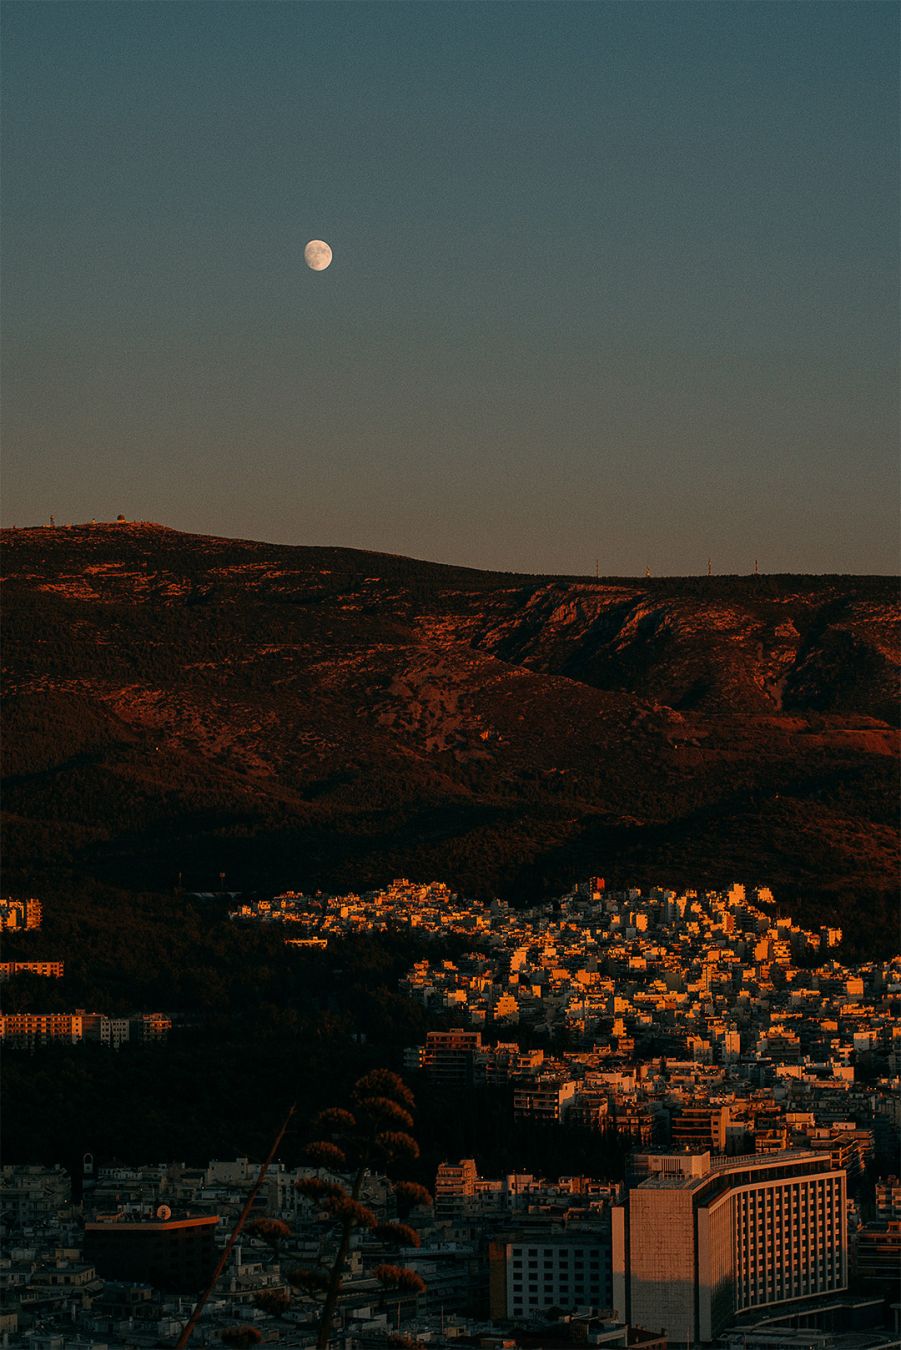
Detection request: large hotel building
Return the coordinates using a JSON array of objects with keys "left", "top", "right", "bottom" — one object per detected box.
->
[{"left": 612, "top": 1149, "right": 847, "bottom": 1344}]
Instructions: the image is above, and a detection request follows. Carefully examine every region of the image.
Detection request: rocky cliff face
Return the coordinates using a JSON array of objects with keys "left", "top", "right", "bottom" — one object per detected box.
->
[{"left": 2, "top": 523, "right": 897, "bottom": 930}]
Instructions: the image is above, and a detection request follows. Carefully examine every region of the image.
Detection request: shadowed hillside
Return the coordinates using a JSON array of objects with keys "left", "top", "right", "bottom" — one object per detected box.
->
[{"left": 1, "top": 522, "right": 897, "bottom": 937}]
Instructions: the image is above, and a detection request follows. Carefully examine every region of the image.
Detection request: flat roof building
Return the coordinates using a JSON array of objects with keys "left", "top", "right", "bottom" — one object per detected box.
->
[
  {"left": 489, "top": 1227, "right": 613, "bottom": 1321},
  {"left": 613, "top": 1150, "right": 847, "bottom": 1345},
  {"left": 405, "top": 1029, "right": 483, "bottom": 1084},
  {"left": 83, "top": 1214, "right": 219, "bottom": 1293}
]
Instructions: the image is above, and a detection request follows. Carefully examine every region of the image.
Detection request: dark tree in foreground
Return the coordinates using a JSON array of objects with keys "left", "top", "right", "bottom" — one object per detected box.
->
[
  {"left": 289, "top": 1069, "right": 431, "bottom": 1349},
  {"left": 177, "top": 1105, "right": 296, "bottom": 1350},
  {"left": 220, "top": 1327, "right": 262, "bottom": 1348},
  {"left": 245, "top": 1216, "right": 292, "bottom": 1260},
  {"left": 252, "top": 1289, "right": 291, "bottom": 1318}
]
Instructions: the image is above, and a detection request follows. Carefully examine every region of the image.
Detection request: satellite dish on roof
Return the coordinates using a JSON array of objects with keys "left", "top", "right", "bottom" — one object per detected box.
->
[{"left": 156, "top": 1204, "right": 172, "bottom": 1220}]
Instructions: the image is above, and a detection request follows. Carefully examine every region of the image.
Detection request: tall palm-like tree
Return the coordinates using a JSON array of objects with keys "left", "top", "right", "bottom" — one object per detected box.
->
[
  {"left": 289, "top": 1069, "right": 431, "bottom": 1348},
  {"left": 175, "top": 1074, "right": 430, "bottom": 1350}
]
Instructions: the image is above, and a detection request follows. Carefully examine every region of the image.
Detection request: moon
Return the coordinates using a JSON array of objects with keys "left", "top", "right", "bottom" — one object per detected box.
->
[{"left": 304, "top": 239, "right": 333, "bottom": 271}]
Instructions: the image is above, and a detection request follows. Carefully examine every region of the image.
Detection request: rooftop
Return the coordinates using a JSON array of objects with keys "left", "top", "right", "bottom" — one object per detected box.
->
[{"left": 638, "top": 1149, "right": 835, "bottom": 1191}]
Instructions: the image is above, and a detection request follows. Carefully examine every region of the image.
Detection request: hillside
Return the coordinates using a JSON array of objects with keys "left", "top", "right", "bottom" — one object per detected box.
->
[{"left": 1, "top": 522, "right": 898, "bottom": 938}]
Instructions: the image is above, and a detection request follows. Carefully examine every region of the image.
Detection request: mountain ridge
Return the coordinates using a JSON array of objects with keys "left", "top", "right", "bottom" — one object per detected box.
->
[
  {"left": 2, "top": 522, "right": 897, "bottom": 940},
  {"left": 6, "top": 517, "right": 898, "bottom": 579}
]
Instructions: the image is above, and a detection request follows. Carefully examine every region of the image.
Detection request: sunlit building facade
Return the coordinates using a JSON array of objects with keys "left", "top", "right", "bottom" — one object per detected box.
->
[
  {"left": 0, "top": 961, "right": 64, "bottom": 980},
  {"left": 0, "top": 1012, "right": 83, "bottom": 1047},
  {"left": 612, "top": 1150, "right": 847, "bottom": 1344},
  {"left": 0, "top": 897, "right": 43, "bottom": 930},
  {"left": 403, "top": 1028, "right": 483, "bottom": 1084}
]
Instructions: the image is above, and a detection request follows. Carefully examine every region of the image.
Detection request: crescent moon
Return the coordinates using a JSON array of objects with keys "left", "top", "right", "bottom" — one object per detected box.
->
[{"left": 304, "top": 239, "right": 333, "bottom": 271}]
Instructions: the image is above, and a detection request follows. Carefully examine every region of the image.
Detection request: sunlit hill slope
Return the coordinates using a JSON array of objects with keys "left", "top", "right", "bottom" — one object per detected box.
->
[{"left": 2, "top": 522, "right": 897, "bottom": 941}]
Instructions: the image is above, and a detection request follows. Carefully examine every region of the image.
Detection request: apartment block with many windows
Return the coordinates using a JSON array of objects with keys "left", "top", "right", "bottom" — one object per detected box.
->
[
  {"left": 612, "top": 1149, "right": 847, "bottom": 1344},
  {"left": 489, "top": 1228, "right": 612, "bottom": 1320}
]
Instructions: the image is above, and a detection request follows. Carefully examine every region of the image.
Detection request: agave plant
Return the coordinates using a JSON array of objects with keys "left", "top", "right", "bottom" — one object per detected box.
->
[{"left": 289, "top": 1069, "right": 431, "bottom": 1348}]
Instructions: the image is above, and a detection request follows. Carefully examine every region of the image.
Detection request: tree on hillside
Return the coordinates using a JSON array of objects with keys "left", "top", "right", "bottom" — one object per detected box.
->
[{"left": 288, "top": 1069, "right": 431, "bottom": 1349}]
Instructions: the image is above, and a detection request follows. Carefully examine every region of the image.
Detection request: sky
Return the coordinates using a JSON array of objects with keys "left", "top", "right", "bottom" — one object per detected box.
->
[{"left": 2, "top": 0, "right": 898, "bottom": 576}]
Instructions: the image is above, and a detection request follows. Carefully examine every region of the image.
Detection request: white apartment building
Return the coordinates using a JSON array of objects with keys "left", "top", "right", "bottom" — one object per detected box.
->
[{"left": 513, "top": 1077, "right": 578, "bottom": 1123}]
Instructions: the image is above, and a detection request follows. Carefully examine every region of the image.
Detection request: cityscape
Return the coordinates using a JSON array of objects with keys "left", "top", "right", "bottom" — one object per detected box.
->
[
  {"left": 2, "top": 878, "right": 899, "bottom": 1347},
  {"left": 2, "top": 1, "right": 898, "bottom": 1348}
]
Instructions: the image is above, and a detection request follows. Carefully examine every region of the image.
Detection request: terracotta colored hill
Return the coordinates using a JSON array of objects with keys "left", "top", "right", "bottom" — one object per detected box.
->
[{"left": 2, "top": 523, "right": 898, "bottom": 938}]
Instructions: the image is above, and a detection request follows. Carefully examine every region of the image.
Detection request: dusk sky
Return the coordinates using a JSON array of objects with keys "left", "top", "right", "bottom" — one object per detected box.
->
[{"left": 2, "top": 0, "right": 898, "bottom": 575}]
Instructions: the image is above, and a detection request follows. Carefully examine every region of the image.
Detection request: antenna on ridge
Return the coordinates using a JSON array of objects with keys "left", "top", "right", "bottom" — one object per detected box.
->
[
  {"left": 754, "top": 559, "right": 760, "bottom": 576},
  {"left": 707, "top": 558, "right": 712, "bottom": 577},
  {"left": 595, "top": 559, "right": 599, "bottom": 579}
]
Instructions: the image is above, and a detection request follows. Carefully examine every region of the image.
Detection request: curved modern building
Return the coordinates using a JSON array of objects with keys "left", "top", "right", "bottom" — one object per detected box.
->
[{"left": 612, "top": 1150, "right": 847, "bottom": 1345}]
